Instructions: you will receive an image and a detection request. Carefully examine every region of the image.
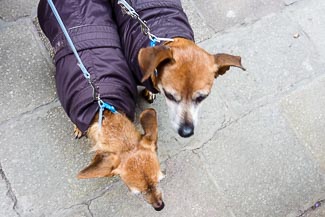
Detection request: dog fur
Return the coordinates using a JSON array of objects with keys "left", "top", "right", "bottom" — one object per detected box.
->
[
  {"left": 138, "top": 38, "right": 245, "bottom": 137},
  {"left": 76, "top": 109, "right": 165, "bottom": 211}
]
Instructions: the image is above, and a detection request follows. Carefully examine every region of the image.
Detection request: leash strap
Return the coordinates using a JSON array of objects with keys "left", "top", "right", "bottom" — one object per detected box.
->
[
  {"left": 117, "top": 0, "right": 174, "bottom": 46},
  {"left": 118, "top": 0, "right": 171, "bottom": 78},
  {"left": 47, "top": 0, "right": 118, "bottom": 131}
]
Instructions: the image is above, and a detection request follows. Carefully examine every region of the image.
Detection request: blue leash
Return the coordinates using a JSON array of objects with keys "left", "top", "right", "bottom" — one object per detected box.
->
[{"left": 47, "top": 0, "right": 117, "bottom": 130}]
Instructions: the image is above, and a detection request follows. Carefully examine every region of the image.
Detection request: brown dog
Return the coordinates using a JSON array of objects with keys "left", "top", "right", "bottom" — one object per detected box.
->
[
  {"left": 76, "top": 109, "right": 165, "bottom": 211},
  {"left": 112, "top": 0, "right": 245, "bottom": 138},
  {"left": 138, "top": 38, "right": 245, "bottom": 137}
]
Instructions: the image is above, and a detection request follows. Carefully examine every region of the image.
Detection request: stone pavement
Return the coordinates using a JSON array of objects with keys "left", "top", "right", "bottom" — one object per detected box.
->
[{"left": 1, "top": 0, "right": 325, "bottom": 216}]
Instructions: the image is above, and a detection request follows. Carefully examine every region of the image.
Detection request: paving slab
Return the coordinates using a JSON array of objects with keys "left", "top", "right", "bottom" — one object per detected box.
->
[
  {"left": 0, "top": 106, "right": 118, "bottom": 217},
  {"left": 180, "top": 0, "right": 216, "bottom": 42},
  {"left": 199, "top": 11, "right": 325, "bottom": 117},
  {"left": 198, "top": 105, "right": 325, "bottom": 217},
  {"left": 0, "top": 0, "right": 39, "bottom": 22},
  {"left": 89, "top": 151, "right": 233, "bottom": 217},
  {"left": 51, "top": 205, "right": 92, "bottom": 217},
  {"left": 286, "top": 0, "right": 325, "bottom": 58},
  {"left": 281, "top": 76, "right": 325, "bottom": 172},
  {"left": 0, "top": 19, "right": 56, "bottom": 124},
  {"left": 191, "top": 0, "right": 285, "bottom": 33}
]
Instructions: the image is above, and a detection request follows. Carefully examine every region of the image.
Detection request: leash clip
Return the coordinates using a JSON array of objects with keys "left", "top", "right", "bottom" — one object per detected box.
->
[
  {"left": 118, "top": 0, "right": 138, "bottom": 19},
  {"left": 97, "top": 98, "right": 118, "bottom": 130}
]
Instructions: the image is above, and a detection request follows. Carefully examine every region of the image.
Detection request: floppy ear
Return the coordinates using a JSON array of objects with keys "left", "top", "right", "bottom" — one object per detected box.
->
[
  {"left": 214, "top": 53, "right": 246, "bottom": 78},
  {"left": 139, "top": 108, "right": 158, "bottom": 151},
  {"left": 138, "top": 46, "right": 174, "bottom": 82},
  {"left": 77, "top": 152, "right": 120, "bottom": 179}
]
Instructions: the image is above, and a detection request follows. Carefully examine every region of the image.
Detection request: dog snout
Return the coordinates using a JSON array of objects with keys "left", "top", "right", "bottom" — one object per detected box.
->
[
  {"left": 178, "top": 122, "right": 194, "bottom": 138},
  {"left": 153, "top": 200, "right": 165, "bottom": 211}
]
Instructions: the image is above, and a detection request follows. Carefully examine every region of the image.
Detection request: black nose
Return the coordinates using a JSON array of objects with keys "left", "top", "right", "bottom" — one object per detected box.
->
[
  {"left": 153, "top": 201, "right": 165, "bottom": 211},
  {"left": 178, "top": 122, "right": 194, "bottom": 138}
]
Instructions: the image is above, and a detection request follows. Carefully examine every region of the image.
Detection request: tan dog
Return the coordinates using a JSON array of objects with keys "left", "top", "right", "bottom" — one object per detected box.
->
[
  {"left": 76, "top": 109, "right": 165, "bottom": 211},
  {"left": 138, "top": 38, "right": 245, "bottom": 138}
]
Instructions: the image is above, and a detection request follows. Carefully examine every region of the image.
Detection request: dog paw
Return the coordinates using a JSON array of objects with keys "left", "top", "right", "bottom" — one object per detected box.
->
[
  {"left": 73, "top": 125, "right": 84, "bottom": 139},
  {"left": 141, "top": 89, "right": 157, "bottom": 104}
]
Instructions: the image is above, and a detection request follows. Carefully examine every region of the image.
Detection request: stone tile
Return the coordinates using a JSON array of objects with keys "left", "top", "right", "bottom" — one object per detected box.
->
[
  {"left": 281, "top": 76, "right": 325, "bottom": 171},
  {"left": 198, "top": 105, "right": 325, "bottom": 217},
  {"left": 191, "top": 0, "right": 284, "bottom": 32},
  {"left": 199, "top": 12, "right": 324, "bottom": 116},
  {"left": 180, "top": 0, "right": 216, "bottom": 42},
  {"left": 0, "top": 107, "right": 117, "bottom": 217},
  {"left": 286, "top": 0, "right": 325, "bottom": 58},
  {"left": 50, "top": 205, "right": 92, "bottom": 217},
  {"left": 90, "top": 151, "right": 233, "bottom": 217},
  {"left": 0, "top": 20, "right": 56, "bottom": 123},
  {"left": 0, "top": 0, "right": 39, "bottom": 22}
]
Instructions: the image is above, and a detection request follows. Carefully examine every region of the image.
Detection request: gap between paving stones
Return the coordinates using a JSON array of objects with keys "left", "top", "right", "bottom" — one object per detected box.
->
[
  {"left": 297, "top": 199, "right": 325, "bottom": 217},
  {"left": 0, "top": 98, "right": 60, "bottom": 129},
  {"left": 0, "top": 162, "right": 21, "bottom": 217},
  {"left": 50, "top": 180, "right": 119, "bottom": 217}
]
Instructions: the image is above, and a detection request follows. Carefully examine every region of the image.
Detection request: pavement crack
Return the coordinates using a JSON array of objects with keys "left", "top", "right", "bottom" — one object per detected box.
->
[
  {"left": 0, "top": 98, "right": 60, "bottom": 128},
  {"left": 87, "top": 204, "right": 94, "bottom": 217},
  {"left": 54, "top": 181, "right": 118, "bottom": 216},
  {"left": 182, "top": 102, "right": 268, "bottom": 153},
  {"left": 297, "top": 199, "right": 325, "bottom": 217},
  {"left": 0, "top": 162, "right": 21, "bottom": 217}
]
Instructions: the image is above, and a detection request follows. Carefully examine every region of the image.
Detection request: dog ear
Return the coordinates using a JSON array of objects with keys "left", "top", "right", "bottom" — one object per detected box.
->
[
  {"left": 214, "top": 53, "right": 246, "bottom": 78},
  {"left": 139, "top": 108, "right": 158, "bottom": 152},
  {"left": 77, "top": 152, "right": 120, "bottom": 179},
  {"left": 138, "top": 46, "right": 174, "bottom": 82}
]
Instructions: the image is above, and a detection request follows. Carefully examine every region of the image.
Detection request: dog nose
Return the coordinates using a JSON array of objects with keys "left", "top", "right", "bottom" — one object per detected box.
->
[
  {"left": 178, "top": 122, "right": 194, "bottom": 138},
  {"left": 153, "top": 201, "right": 165, "bottom": 211}
]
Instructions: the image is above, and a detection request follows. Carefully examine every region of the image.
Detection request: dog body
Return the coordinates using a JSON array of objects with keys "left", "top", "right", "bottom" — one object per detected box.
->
[
  {"left": 38, "top": 0, "right": 137, "bottom": 133},
  {"left": 78, "top": 109, "right": 165, "bottom": 211},
  {"left": 38, "top": 0, "right": 164, "bottom": 210},
  {"left": 112, "top": 0, "right": 245, "bottom": 137}
]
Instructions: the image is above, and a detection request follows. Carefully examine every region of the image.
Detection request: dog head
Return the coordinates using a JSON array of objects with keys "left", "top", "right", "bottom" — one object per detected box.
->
[
  {"left": 77, "top": 109, "right": 165, "bottom": 211},
  {"left": 138, "top": 38, "right": 245, "bottom": 138}
]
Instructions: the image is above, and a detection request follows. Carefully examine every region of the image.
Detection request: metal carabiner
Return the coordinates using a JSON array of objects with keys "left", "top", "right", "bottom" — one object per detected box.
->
[{"left": 118, "top": 0, "right": 138, "bottom": 19}]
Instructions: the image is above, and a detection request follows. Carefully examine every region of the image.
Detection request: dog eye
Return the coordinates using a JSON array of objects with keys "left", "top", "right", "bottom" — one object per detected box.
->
[
  {"left": 163, "top": 89, "right": 179, "bottom": 103},
  {"left": 194, "top": 95, "right": 207, "bottom": 104}
]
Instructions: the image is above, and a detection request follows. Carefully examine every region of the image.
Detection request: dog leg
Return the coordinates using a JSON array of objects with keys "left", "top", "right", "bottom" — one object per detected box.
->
[
  {"left": 141, "top": 89, "right": 157, "bottom": 104},
  {"left": 73, "top": 125, "right": 84, "bottom": 139}
]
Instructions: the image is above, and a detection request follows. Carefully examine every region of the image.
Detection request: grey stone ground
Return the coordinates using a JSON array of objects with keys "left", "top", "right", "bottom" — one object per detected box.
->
[{"left": 0, "top": 0, "right": 325, "bottom": 216}]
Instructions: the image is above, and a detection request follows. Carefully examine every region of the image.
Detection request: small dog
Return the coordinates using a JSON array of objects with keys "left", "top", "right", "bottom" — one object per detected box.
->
[
  {"left": 76, "top": 109, "right": 165, "bottom": 211},
  {"left": 38, "top": 0, "right": 165, "bottom": 211},
  {"left": 113, "top": 0, "right": 246, "bottom": 138},
  {"left": 139, "top": 40, "right": 245, "bottom": 138}
]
